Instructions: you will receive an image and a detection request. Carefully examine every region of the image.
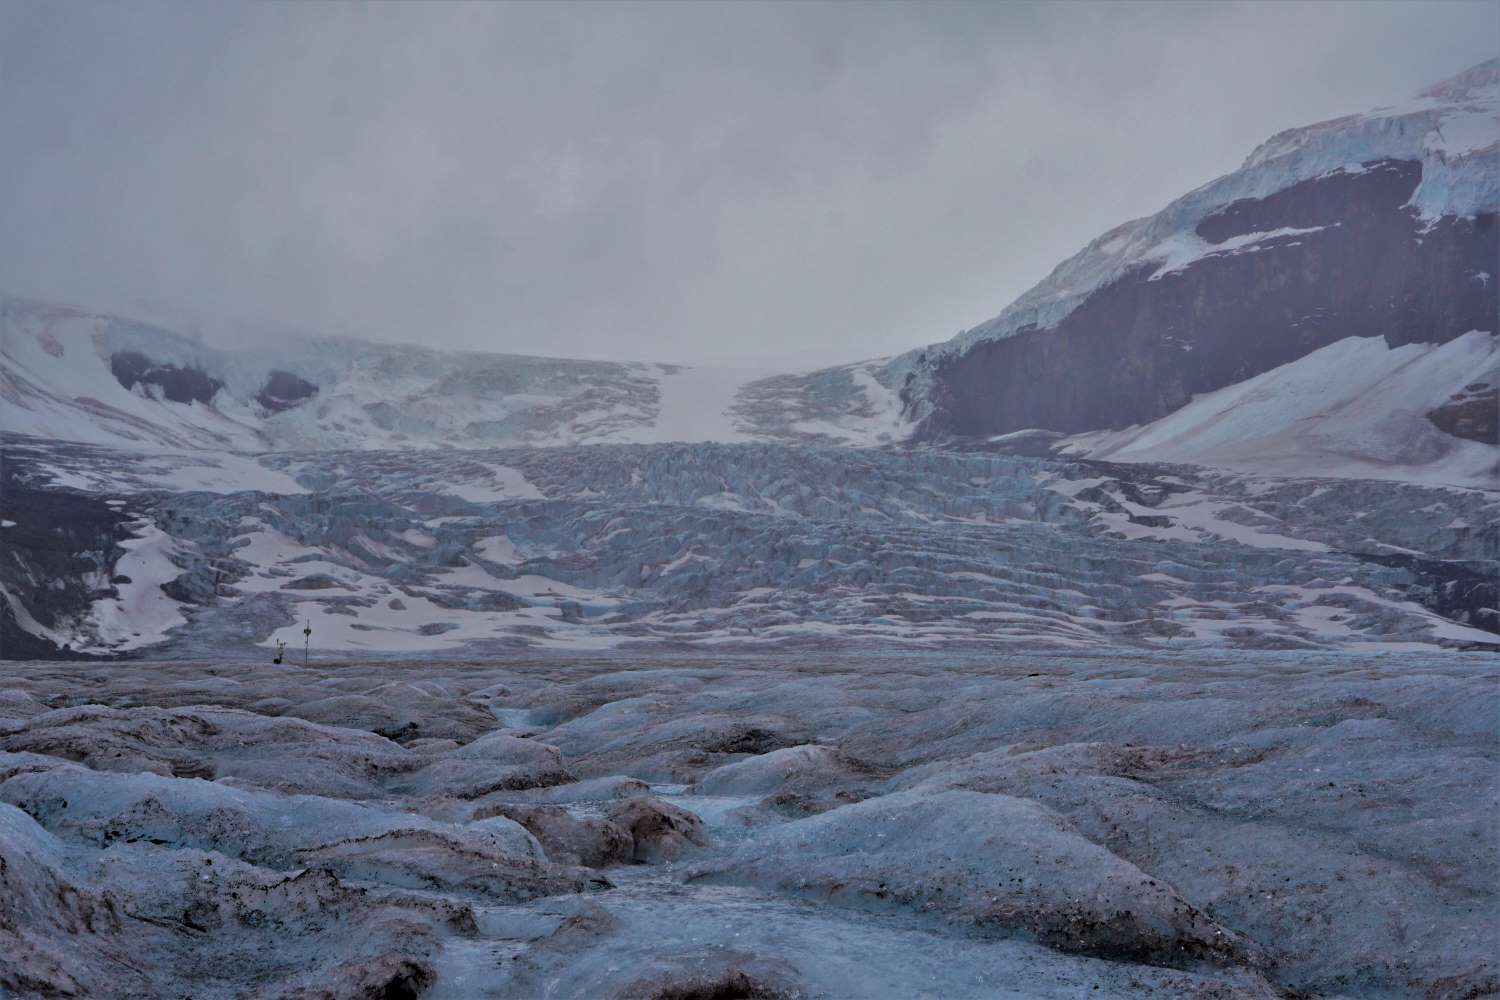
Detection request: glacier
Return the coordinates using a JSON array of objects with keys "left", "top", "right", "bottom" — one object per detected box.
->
[
  {"left": 4, "top": 435, "right": 1494, "bottom": 659},
  {"left": 1, "top": 648, "right": 1495, "bottom": 997}
]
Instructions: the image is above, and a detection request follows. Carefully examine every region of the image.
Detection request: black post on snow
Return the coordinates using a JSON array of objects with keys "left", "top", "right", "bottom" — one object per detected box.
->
[{"left": 303, "top": 621, "right": 312, "bottom": 667}]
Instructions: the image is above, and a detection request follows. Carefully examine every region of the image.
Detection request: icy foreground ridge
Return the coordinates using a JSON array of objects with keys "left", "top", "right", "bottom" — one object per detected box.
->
[
  {"left": 0, "top": 650, "right": 1494, "bottom": 998},
  {"left": 3, "top": 438, "right": 1495, "bottom": 658}
]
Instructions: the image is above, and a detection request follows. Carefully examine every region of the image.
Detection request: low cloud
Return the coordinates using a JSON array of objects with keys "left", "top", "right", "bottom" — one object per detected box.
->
[{"left": 1, "top": 0, "right": 1494, "bottom": 365}]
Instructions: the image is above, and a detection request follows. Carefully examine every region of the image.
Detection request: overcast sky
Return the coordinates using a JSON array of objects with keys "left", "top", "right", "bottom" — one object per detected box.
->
[{"left": 1, "top": 1, "right": 1495, "bottom": 366}]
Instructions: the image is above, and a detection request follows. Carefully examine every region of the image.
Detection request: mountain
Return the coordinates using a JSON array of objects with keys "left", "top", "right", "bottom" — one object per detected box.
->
[
  {"left": 884, "top": 59, "right": 1497, "bottom": 485},
  {"left": 3, "top": 63, "right": 1494, "bottom": 481},
  {"left": 2, "top": 63, "right": 1496, "bottom": 660},
  {"left": 0, "top": 295, "right": 904, "bottom": 452}
]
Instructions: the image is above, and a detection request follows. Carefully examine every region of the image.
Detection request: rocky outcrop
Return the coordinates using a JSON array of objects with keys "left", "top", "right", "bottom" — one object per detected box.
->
[
  {"left": 913, "top": 160, "right": 1497, "bottom": 439},
  {"left": 0, "top": 463, "right": 133, "bottom": 659},
  {"left": 1427, "top": 382, "right": 1498, "bottom": 443},
  {"left": 256, "top": 370, "right": 318, "bottom": 413},
  {"left": 280, "top": 573, "right": 345, "bottom": 590},
  {"left": 1357, "top": 551, "right": 1498, "bottom": 634},
  {"left": 109, "top": 350, "right": 222, "bottom": 405}
]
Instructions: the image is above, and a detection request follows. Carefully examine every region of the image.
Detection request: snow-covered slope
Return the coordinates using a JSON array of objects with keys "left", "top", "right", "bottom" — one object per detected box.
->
[
  {"left": 1, "top": 298, "right": 268, "bottom": 451},
  {"left": 1062, "top": 332, "right": 1499, "bottom": 487},
  {"left": 0, "top": 295, "right": 788, "bottom": 450},
  {"left": 2, "top": 295, "right": 903, "bottom": 452}
]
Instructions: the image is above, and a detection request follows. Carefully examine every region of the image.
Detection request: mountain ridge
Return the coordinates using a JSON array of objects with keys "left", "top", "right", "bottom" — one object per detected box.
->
[
  {"left": 886, "top": 59, "right": 1496, "bottom": 485},
  {"left": 2, "top": 61, "right": 1495, "bottom": 486}
]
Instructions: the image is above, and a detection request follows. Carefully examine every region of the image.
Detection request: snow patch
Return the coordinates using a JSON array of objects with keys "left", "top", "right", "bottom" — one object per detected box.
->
[{"left": 1064, "top": 332, "right": 1500, "bottom": 488}]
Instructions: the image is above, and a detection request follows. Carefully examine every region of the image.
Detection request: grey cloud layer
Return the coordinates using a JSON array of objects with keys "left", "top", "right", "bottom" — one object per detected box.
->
[{"left": 1, "top": 1, "right": 1495, "bottom": 364}]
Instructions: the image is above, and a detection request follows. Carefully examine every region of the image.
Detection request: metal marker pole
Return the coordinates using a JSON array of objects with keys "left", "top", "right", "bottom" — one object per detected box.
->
[{"left": 303, "top": 621, "right": 311, "bottom": 667}]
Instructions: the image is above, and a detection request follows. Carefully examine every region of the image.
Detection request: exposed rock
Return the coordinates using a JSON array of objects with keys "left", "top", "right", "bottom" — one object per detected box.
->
[
  {"left": 915, "top": 163, "right": 1496, "bottom": 439},
  {"left": 281, "top": 573, "right": 346, "bottom": 590},
  {"left": 1427, "top": 383, "right": 1498, "bottom": 443},
  {"left": 109, "top": 351, "right": 222, "bottom": 405},
  {"left": 606, "top": 796, "right": 708, "bottom": 863},
  {"left": 0, "top": 462, "right": 133, "bottom": 660},
  {"left": 257, "top": 370, "right": 319, "bottom": 413}
]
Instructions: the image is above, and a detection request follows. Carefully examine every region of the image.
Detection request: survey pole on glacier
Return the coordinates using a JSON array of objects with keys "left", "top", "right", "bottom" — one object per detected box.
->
[{"left": 303, "top": 621, "right": 312, "bottom": 667}]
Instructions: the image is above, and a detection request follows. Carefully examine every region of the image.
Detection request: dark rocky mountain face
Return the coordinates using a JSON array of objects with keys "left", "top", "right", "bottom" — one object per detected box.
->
[
  {"left": 911, "top": 159, "right": 1497, "bottom": 439},
  {"left": 1427, "top": 383, "right": 1498, "bottom": 444},
  {"left": 1357, "top": 550, "right": 1497, "bottom": 634},
  {"left": 256, "top": 370, "right": 319, "bottom": 413},
  {"left": 110, "top": 350, "right": 223, "bottom": 405},
  {"left": 0, "top": 461, "right": 132, "bottom": 659}
]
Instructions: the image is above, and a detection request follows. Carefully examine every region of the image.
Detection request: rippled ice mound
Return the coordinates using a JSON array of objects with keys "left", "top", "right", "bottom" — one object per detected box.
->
[{"left": 0, "top": 648, "right": 1494, "bottom": 998}]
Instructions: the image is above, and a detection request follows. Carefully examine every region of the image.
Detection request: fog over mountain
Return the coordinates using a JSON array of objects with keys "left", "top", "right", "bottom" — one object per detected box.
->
[{"left": 2, "top": 0, "right": 1496, "bottom": 364}]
